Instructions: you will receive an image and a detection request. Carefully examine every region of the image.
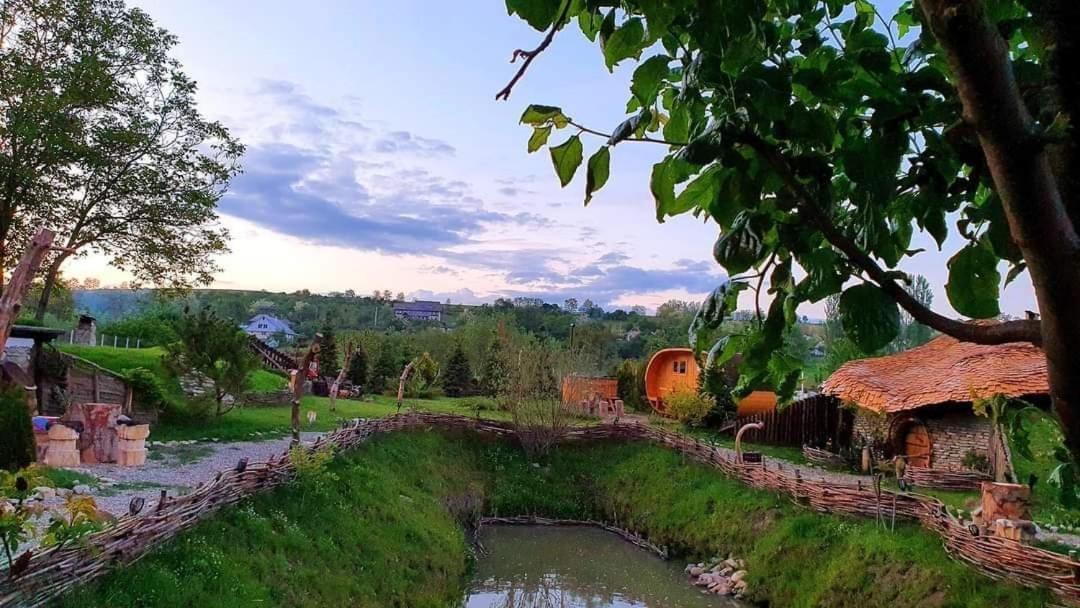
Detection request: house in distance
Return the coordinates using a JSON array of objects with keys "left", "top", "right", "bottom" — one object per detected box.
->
[
  {"left": 392, "top": 300, "right": 443, "bottom": 322},
  {"left": 241, "top": 313, "right": 298, "bottom": 347}
]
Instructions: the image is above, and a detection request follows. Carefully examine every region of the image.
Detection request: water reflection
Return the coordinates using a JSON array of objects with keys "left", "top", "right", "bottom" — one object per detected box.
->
[{"left": 463, "top": 526, "right": 741, "bottom": 608}]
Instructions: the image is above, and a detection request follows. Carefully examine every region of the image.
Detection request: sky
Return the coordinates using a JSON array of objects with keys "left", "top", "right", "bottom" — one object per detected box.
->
[{"left": 65, "top": 1, "right": 1039, "bottom": 318}]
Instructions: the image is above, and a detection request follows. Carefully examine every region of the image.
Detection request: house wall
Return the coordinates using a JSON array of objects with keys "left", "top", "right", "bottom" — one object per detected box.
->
[{"left": 851, "top": 405, "right": 992, "bottom": 470}]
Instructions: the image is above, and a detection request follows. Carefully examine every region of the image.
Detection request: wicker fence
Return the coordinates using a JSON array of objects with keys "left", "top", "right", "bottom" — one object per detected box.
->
[{"left": 1, "top": 413, "right": 1077, "bottom": 607}]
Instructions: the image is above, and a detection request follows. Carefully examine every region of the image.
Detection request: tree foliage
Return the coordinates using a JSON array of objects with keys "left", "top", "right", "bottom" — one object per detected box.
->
[
  {"left": 0, "top": 0, "right": 242, "bottom": 317},
  {"left": 347, "top": 343, "right": 368, "bottom": 394},
  {"left": 0, "top": 385, "right": 33, "bottom": 472},
  {"left": 501, "top": 0, "right": 1080, "bottom": 465},
  {"left": 442, "top": 343, "right": 473, "bottom": 397},
  {"left": 164, "top": 307, "right": 258, "bottom": 416}
]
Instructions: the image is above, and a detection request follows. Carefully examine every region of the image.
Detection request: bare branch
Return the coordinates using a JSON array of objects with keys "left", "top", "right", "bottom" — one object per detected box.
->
[
  {"left": 568, "top": 120, "right": 687, "bottom": 146},
  {"left": 495, "top": 3, "right": 572, "bottom": 101}
]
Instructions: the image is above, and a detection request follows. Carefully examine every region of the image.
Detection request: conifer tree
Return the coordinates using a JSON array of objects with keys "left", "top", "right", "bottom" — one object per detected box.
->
[{"left": 442, "top": 343, "right": 472, "bottom": 397}]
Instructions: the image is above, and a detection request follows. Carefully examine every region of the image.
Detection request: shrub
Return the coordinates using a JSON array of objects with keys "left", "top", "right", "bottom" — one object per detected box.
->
[
  {"left": 0, "top": 384, "right": 34, "bottom": 472},
  {"left": 164, "top": 307, "right": 259, "bottom": 417},
  {"left": 665, "top": 387, "right": 715, "bottom": 427},
  {"left": 615, "top": 359, "right": 645, "bottom": 411},
  {"left": 346, "top": 343, "right": 368, "bottom": 395},
  {"left": 459, "top": 396, "right": 498, "bottom": 413},
  {"left": 123, "top": 367, "right": 168, "bottom": 413}
]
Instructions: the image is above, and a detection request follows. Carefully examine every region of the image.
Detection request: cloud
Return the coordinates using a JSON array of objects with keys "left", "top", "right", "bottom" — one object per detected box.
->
[{"left": 373, "top": 130, "right": 455, "bottom": 157}]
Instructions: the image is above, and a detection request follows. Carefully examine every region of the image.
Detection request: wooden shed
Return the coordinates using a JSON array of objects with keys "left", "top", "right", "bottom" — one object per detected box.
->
[
  {"left": 645, "top": 348, "right": 777, "bottom": 417},
  {"left": 561, "top": 375, "right": 618, "bottom": 405}
]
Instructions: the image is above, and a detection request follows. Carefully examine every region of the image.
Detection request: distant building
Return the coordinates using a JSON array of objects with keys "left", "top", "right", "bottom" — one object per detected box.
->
[
  {"left": 392, "top": 300, "right": 443, "bottom": 322},
  {"left": 241, "top": 313, "right": 297, "bottom": 347}
]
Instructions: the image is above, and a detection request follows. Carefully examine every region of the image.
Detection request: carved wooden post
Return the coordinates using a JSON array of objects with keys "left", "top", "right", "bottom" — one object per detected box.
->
[
  {"left": 290, "top": 333, "right": 322, "bottom": 444},
  {"left": 0, "top": 228, "right": 55, "bottom": 353},
  {"left": 396, "top": 359, "right": 416, "bottom": 413},
  {"left": 329, "top": 341, "right": 354, "bottom": 412}
]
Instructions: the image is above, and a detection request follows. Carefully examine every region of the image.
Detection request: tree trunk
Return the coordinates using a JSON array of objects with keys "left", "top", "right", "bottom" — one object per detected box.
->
[
  {"left": 34, "top": 256, "right": 65, "bottom": 322},
  {"left": 920, "top": 0, "right": 1080, "bottom": 463},
  {"left": 290, "top": 334, "right": 322, "bottom": 444},
  {"left": 0, "top": 229, "right": 55, "bottom": 352}
]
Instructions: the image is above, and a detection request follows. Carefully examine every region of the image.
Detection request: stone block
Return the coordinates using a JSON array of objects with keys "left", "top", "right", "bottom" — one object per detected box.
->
[
  {"left": 44, "top": 424, "right": 80, "bottom": 467},
  {"left": 117, "top": 447, "right": 147, "bottom": 467}
]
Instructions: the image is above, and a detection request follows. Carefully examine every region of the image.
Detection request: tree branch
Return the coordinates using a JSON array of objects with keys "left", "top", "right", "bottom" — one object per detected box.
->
[
  {"left": 495, "top": 3, "right": 572, "bottom": 101},
  {"left": 738, "top": 131, "right": 1042, "bottom": 346},
  {"left": 568, "top": 120, "right": 687, "bottom": 146}
]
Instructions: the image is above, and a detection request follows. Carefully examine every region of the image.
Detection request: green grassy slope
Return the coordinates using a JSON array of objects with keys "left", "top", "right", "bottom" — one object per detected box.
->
[{"left": 60, "top": 432, "right": 1049, "bottom": 608}]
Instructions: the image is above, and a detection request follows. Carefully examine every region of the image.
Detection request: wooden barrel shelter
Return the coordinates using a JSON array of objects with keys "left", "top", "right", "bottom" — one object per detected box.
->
[{"left": 644, "top": 348, "right": 777, "bottom": 416}]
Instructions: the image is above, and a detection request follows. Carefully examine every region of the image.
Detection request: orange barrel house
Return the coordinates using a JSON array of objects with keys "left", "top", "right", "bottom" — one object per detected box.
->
[{"left": 644, "top": 348, "right": 777, "bottom": 416}]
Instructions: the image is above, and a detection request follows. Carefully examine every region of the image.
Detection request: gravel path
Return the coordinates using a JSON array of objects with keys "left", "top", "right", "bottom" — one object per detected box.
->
[{"left": 73, "top": 432, "right": 323, "bottom": 516}]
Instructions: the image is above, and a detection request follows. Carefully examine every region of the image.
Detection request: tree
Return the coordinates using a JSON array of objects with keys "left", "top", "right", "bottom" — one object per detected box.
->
[
  {"left": 319, "top": 322, "right": 339, "bottom": 378},
  {"left": 347, "top": 343, "right": 369, "bottom": 394},
  {"left": 442, "top": 343, "right": 473, "bottom": 397},
  {"left": 499, "top": 1, "right": 1080, "bottom": 465},
  {"left": 0, "top": 0, "right": 242, "bottom": 319},
  {"left": 370, "top": 346, "right": 397, "bottom": 394},
  {"left": 478, "top": 335, "right": 508, "bottom": 396},
  {"left": 164, "top": 307, "right": 258, "bottom": 417},
  {"left": 563, "top": 297, "right": 578, "bottom": 313}
]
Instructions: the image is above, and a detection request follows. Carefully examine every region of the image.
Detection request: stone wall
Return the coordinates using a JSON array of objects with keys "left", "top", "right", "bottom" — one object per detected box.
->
[
  {"left": 852, "top": 405, "right": 992, "bottom": 470},
  {"left": 924, "top": 410, "right": 992, "bottom": 470}
]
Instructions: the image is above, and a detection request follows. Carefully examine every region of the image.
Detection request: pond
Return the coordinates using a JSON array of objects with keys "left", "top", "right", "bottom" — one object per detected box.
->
[{"left": 463, "top": 525, "right": 744, "bottom": 608}]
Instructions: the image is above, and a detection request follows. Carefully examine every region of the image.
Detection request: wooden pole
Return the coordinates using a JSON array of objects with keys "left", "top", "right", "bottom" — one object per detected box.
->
[
  {"left": 0, "top": 228, "right": 55, "bottom": 353},
  {"left": 396, "top": 359, "right": 415, "bottom": 413},
  {"left": 289, "top": 333, "right": 322, "bottom": 444},
  {"left": 329, "top": 342, "right": 354, "bottom": 412}
]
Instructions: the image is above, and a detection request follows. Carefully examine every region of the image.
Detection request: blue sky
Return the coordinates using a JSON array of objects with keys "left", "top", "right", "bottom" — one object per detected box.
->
[{"left": 68, "top": 1, "right": 1038, "bottom": 317}]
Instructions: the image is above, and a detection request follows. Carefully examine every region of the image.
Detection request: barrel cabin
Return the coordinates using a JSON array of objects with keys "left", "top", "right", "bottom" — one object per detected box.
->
[
  {"left": 645, "top": 348, "right": 777, "bottom": 417},
  {"left": 822, "top": 334, "right": 1048, "bottom": 473}
]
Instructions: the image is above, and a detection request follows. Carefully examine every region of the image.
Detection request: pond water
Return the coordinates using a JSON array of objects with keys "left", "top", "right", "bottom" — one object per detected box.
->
[{"left": 462, "top": 526, "right": 743, "bottom": 608}]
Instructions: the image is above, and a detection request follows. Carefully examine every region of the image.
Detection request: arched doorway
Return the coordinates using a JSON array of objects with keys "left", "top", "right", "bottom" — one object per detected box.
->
[{"left": 899, "top": 421, "right": 932, "bottom": 468}]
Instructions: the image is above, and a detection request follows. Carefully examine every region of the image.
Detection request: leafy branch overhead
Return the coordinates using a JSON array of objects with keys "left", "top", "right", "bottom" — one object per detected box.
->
[{"left": 499, "top": 0, "right": 1073, "bottom": 413}]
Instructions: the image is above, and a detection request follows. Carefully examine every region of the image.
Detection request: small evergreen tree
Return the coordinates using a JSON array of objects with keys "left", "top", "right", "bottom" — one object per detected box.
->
[
  {"left": 478, "top": 337, "right": 507, "bottom": 397},
  {"left": 319, "top": 322, "right": 339, "bottom": 378},
  {"left": 0, "top": 384, "right": 33, "bottom": 471},
  {"left": 164, "top": 307, "right": 259, "bottom": 417},
  {"left": 347, "top": 343, "right": 368, "bottom": 395},
  {"left": 442, "top": 343, "right": 472, "bottom": 397},
  {"left": 370, "top": 346, "right": 397, "bottom": 394},
  {"left": 615, "top": 359, "right": 645, "bottom": 410}
]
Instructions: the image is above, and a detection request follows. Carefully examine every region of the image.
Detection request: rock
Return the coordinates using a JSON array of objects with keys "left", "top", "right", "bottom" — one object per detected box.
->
[
  {"left": 57, "top": 488, "right": 73, "bottom": 498},
  {"left": 73, "top": 484, "right": 92, "bottom": 495},
  {"left": 724, "top": 558, "right": 739, "bottom": 569},
  {"left": 709, "top": 581, "right": 732, "bottom": 595},
  {"left": 734, "top": 579, "right": 748, "bottom": 591},
  {"left": 33, "top": 486, "right": 55, "bottom": 500},
  {"left": 710, "top": 564, "right": 723, "bottom": 573},
  {"left": 689, "top": 566, "right": 704, "bottom": 577},
  {"left": 730, "top": 569, "right": 748, "bottom": 583},
  {"left": 720, "top": 567, "right": 734, "bottom": 576}
]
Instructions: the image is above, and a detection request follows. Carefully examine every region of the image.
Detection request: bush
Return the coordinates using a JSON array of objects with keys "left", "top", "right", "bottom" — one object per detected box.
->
[
  {"left": 665, "top": 387, "right": 715, "bottom": 427},
  {"left": 615, "top": 359, "right": 646, "bottom": 411},
  {"left": 459, "top": 396, "right": 498, "bottom": 412},
  {"left": 123, "top": 367, "right": 168, "bottom": 413},
  {"left": 0, "top": 384, "right": 34, "bottom": 471}
]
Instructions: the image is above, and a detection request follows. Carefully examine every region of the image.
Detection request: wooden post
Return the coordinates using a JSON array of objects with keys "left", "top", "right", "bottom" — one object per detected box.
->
[
  {"left": 289, "top": 334, "right": 322, "bottom": 444},
  {"left": 396, "top": 359, "right": 416, "bottom": 413},
  {"left": 0, "top": 228, "right": 55, "bottom": 352},
  {"left": 328, "top": 342, "right": 354, "bottom": 412}
]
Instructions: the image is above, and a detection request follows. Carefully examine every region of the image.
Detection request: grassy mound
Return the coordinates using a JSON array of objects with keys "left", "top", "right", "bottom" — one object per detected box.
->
[{"left": 59, "top": 432, "right": 1049, "bottom": 608}]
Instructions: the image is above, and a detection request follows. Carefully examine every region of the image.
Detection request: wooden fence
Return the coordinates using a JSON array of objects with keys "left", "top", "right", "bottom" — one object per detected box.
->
[
  {"left": 1, "top": 413, "right": 1077, "bottom": 607},
  {"left": 735, "top": 394, "right": 853, "bottom": 449}
]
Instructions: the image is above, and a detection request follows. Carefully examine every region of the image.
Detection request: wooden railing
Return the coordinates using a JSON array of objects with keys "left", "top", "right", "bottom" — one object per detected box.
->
[{"left": 0, "top": 413, "right": 1075, "bottom": 607}]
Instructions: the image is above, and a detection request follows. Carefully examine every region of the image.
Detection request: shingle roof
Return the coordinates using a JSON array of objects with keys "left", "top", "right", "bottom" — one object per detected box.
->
[
  {"left": 821, "top": 334, "right": 1048, "bottom": 414},
  {"left": 242, "top": 314, "right": 296, "bottom": 335},
  {"left": 393, "top": 300, "right": 443, "bottom": 312}
]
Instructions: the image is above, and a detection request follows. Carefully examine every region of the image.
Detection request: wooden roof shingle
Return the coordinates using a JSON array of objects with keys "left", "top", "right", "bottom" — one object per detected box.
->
[{"left": 821, "top": 335, "right": 1048, "bottom": 414}]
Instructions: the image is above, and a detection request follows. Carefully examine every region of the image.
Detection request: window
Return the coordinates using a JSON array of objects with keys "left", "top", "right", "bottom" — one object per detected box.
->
[{"left": 673, "top": 360, "right": 687, "bottom": 374}]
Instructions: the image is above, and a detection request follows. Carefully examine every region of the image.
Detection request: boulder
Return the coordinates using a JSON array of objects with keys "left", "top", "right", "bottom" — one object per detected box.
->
[
  {"left": 689, "top": 566, "right": 704, "bottom": 577},
  {"left": 731, "top": 570, "right": 748, "bottom": 583},
  {"left": 73, "top": 484, "right": 92, "bottom": 495},
  {"left": 32, "top": 486, "right": 55, "bottom": 501}
]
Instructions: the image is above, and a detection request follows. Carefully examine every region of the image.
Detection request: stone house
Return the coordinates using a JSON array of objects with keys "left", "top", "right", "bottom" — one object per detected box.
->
[{"left": 821, "top": 335, "right": 1048, "bottom": 473}]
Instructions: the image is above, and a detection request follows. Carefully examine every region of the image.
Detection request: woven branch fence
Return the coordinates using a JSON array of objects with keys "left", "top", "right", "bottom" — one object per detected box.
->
[
  {"left": 1, "top": 413, "right": 1077, "bottom": 607},
  {"left": 903, "top": 466, "right": 994, "bottom": 491}
]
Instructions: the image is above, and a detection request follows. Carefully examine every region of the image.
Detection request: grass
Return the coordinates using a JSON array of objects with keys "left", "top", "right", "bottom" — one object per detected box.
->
[
  {"left": 60, "top": 431, "right": 1049, "bottom": 608},
  {"left": 36, "top": 466, "right": 99, "bottom": 490},
  {"left": 650, "top": 416, "right": 811, "bottom": 464}
]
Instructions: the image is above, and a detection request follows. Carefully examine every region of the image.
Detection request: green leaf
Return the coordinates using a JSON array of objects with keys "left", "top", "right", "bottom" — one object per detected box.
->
[
  {"left": 549, "top": 135, "right": 583, "bottom": 187},
  {"left": 671, "top": 165, "right": 721, "bottom": 219},
  {"left": 796, "top": 247, "right": 846, "bottom": 302},
  {"left": 630, "top": 55, "right": 671, "bottom": 106},
  {"left": 603, "top": 17, "right": 646, "bottom": 71},
  {"left": 505, "top": 0, "right": 563, "bottom": 31},
  {"left": 650, "top": 156, "right": 695, "bottom": 222},
  {"left": 584, "top": 146, "right": 610, "bottom": 205},
  {"left": 712, "top": 213, "right": 764, "bottom": 274},
  {"left": 838, "top": 284, "right": 901, "bottom": 352},
  {"left": 520, "top": 104, "right": 568, "bottom": 127},
  {"left": 527, "top": 126, "right": 551, "bottom": 153},
  {"left": 577, "top": 10, "right": 604, "bottom": 41},
  {"left": 690, "top": 281, "right": 744, "bottom": 352},
  {"left": 946, "top": 243, "right": 1001, "bottom": 318},
  {"left": 664, "top": 100, "right": 690, "bottom": 143},
  {"left": 608, "top": 110, "right": 649, "bottom": 146}
]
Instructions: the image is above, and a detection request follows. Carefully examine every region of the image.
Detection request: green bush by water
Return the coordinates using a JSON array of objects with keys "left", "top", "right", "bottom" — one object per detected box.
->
[{"left": 61, "top": 432, "right": 1049, "bottom": 608}]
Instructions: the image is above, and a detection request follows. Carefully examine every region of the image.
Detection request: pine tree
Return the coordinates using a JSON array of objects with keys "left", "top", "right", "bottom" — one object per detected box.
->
[
  {"left": 371, "top": 346, "right": 397, "bottom": 394},
  {"left": 442, "top": 343, "right": 472, "bottom": 397},
  {"left": 347, "top": 343, "right": 368, "bottom": 395},
  {"left": 478, "top": 337, "right": 506, "bottom": 397},
  {"left": 319, "top": 322, "right": 339, "bottom": 378}
]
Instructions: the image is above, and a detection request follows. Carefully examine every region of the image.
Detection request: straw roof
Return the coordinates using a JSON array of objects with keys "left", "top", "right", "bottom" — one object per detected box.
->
[{"left": 821, "top": 335, "right": 1048, "bottom": 414}]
